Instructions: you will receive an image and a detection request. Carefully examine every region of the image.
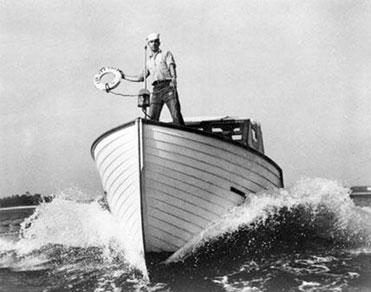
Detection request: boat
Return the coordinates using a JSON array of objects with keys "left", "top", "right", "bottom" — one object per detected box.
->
[{"left": 90, "top": 116, "right": 283, "bottom": 263}]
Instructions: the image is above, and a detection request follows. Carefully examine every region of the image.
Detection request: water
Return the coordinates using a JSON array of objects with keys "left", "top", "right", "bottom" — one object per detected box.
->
[{"left": 1, "top": 178, "right": 371, "bottom": 292}]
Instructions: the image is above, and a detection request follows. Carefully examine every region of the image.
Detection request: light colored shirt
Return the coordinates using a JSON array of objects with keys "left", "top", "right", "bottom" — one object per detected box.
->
[{"left": 141, "top": 50, "right": 176, "bottom": 83}]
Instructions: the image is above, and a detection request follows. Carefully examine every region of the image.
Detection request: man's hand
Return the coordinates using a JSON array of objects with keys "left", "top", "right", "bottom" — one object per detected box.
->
[{"left": 170, "top": 77, "right": 177, "bottom": 88}]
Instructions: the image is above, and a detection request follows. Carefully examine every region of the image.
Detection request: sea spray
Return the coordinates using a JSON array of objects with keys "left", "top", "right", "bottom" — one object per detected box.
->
[
  {"left": 1, "top": 180, "right": 371, "bottom": 291},
  {"left": 164, "top": 178, "right": 371, "bottom": 264},
  {"left": 15, "top": 188, "right": 148, "bottom": 279}
]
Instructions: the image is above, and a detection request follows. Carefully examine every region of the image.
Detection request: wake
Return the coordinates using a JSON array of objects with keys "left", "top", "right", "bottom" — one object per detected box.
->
[{"left": 164, "top": 178, "right": 371, "bottom": 264}]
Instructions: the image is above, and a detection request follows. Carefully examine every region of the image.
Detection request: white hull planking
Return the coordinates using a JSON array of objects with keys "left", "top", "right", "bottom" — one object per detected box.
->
[
  {"left": 92, "top": 119, "right": 282, "bottom": 255},
  {"left": 93, "top": 120, "right": 145, "bottom": 256}
]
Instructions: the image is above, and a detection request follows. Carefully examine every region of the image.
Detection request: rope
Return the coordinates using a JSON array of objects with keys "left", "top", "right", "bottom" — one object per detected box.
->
[
  {"left": 108, "top": 90, "right": 153, "bottom": 120},
  {"left": 107, "top": 85, "right": 169, "bottom": 98},
  {"left": 107, "top": 90, "right": 152, "bottom": 98},
  {"left": 106, "top": 77, "right": 173, "bottom": 98},
  {"left": 142, "top": 108, "right": 152, "bottom": 119}
]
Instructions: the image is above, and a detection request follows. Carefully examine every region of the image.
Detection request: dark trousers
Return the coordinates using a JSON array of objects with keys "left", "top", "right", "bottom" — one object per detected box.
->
[{"left": 149, "top": 84, "right": 185, "bottom": 125}]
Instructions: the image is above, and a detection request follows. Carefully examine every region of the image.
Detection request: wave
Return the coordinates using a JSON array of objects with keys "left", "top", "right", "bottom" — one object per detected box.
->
[
  {"left": 164, "top": 178, "right": 371, "bottom": 264},
  {"left": 1, "top": 178, "right": 370, "bottom": 290},
  {"left": 1, "top": 187, "right": 148, "bottom": 281}
]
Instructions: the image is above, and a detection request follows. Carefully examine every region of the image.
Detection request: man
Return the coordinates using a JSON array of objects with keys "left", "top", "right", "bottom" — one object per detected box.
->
[{"left": 120, "top": 33, "right": 185, "bottom": 125}]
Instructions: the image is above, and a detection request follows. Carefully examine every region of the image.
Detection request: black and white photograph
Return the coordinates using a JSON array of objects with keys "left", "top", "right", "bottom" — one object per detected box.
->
[{"left": 1, "top": 1, "right": 370, "bottom": 291}]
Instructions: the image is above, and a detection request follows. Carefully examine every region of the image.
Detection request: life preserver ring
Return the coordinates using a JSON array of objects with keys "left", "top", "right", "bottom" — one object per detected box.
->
[{"left": 94, "top": 67, "right": 122, "bottom": 92}]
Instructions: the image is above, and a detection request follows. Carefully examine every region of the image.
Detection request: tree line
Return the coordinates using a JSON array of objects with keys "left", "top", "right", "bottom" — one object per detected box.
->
[{"left": 0, "top": 192, "right": 53, "bottom": 208}]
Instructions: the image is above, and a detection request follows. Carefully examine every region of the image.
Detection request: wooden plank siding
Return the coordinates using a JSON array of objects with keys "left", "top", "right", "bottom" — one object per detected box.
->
[
  {"left": 141, "top": 123, "right": 282, "bottom": 252},
  {"left": 91, "top": 118, "right": 283, "bottom": 253},
  {"left": 93, "top": 120, "right": 145, "bottom": 255}
]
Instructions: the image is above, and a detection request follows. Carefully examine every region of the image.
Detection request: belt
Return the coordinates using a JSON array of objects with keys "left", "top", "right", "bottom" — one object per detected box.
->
[{"left": 152, "top": 79, "right": 171, "bottom": 86}]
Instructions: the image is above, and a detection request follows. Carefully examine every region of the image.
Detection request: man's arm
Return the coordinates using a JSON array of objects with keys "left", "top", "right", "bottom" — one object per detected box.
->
[{"left": 119, "top": 70, "right": 149, "bottom": 82}]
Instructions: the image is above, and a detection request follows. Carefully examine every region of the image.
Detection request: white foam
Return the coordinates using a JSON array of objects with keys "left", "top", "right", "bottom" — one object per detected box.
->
[
  {"left": 165, "top": 178, "right": 371, "bottom": 263},
  {"left": 11, "top": 189, "right": 148, "bottom": 278}
]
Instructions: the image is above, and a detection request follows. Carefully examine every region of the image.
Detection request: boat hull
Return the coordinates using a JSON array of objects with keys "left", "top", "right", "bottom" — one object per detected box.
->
[{"left": 92, "top": 118, "right": 283, "bottom": 255}]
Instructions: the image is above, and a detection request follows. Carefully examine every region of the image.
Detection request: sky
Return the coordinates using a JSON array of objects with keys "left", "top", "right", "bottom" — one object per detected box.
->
[{"left": 0, "top": 0, "right": 370, "bottom": 198}]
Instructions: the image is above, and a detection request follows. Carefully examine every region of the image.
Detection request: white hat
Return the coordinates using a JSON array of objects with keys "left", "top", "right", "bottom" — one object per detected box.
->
[{"left": 146, "top": 33, "right": 160, "bottom": 42}]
